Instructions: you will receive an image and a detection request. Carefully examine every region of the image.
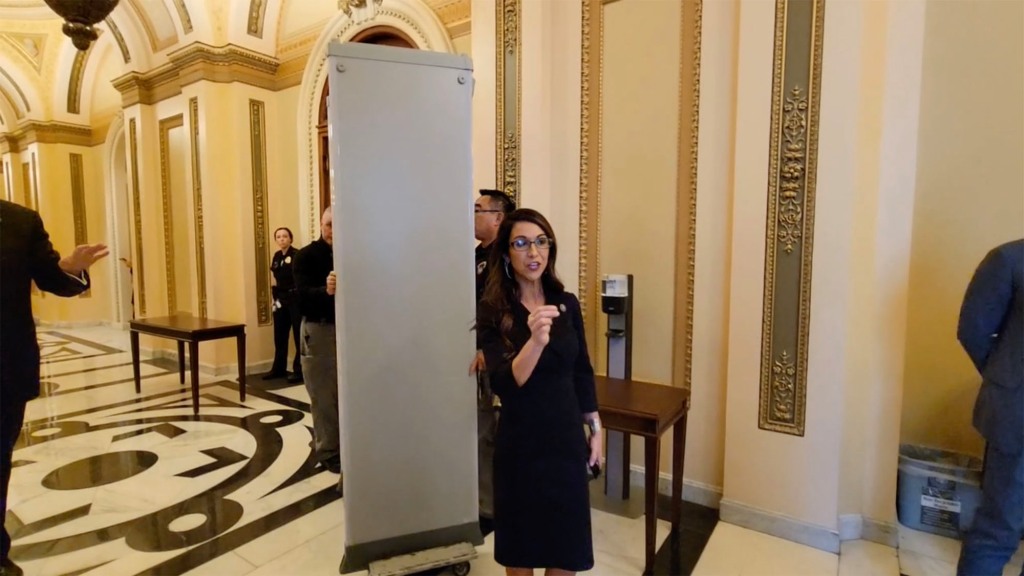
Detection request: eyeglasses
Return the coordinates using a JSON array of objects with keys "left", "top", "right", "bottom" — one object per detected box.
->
[
  {"left": 510, "top": 236, "right": 554, "bottom": 252},
  {"left": 475, "top": 207, "right": 502, "bottom": 214}
]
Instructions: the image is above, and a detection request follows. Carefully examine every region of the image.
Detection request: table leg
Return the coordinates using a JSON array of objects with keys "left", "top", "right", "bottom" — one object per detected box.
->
[
  {"left": 672, "top": 414, "right": 687, "bottom": 534},
  {"left": 644, "top": 436, "right": 659, "bottom": 575},
  {"left": 237, "top": 332, "right": 246, "bottom": 402},
  {"left": 189, "top": 340, "right": 200, "bottom": 415},
  {"left": 177, "top": 341, "right": 185, "bottom": 385},
  {"left": 130, "top": 330, "right": 141, "bottom": 394},
  {"left": 621, "top": 433, "right": 632, "bottom": 500}
]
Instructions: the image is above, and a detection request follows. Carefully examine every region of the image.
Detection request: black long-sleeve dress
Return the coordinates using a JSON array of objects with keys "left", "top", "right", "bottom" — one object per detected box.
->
[{"left": 477, "top": 290, "right": 597, "bottom": 571}]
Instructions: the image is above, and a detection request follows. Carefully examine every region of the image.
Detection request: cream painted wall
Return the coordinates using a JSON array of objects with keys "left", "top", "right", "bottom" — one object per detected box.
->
[
  {"left": 31, "top": 143, "right": 113, "bottom": 323},
  {"left": 598, "top": 0, "right": 680, "bottom": 386},
  {"left": 166, "top": 124, "right": 194, "bottom": 315},
  {"left": 88, "top": 44, "right": 123, "bottom": 128},
  {"left": 902, "top": 0, "right": 1024, "bottom": 457}
]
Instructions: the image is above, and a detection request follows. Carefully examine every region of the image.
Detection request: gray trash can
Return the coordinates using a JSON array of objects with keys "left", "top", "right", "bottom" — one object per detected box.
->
[{"left": 897, "top": 444, "right": 983, "bottom": 539}]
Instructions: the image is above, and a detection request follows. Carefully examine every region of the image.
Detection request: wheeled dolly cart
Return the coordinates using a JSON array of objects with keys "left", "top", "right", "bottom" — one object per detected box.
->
[{"left": 367, "top": 542, "right": 476, "bottom": 576}]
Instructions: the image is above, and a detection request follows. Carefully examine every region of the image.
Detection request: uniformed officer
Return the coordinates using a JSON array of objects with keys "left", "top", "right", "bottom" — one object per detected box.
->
[
  {"left": 470, "top": 188, "right": 515, "bottom": 537},
  {"left": 266, "top": 227, "right": 303, "bottom": 384}
]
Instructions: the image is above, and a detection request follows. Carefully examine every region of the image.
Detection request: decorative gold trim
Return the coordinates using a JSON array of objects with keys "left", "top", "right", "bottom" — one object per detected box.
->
[
  {"left": 69, "top": 152, "right": 90, "bottom": 298},
  {"left": 126, "top": 0, "right": 177, "bottom": 53},
  {"left": 249, "top": 99, "right": 272, "bottom": 325},
  {"left": 159, "top": 114, "right": 184, "bottom": 314},
  {"left": 0, "top": 67, "right": 30, "bottom": 114},
  {"left": 759, "top": 0, "right": 826, "bottom": 436},
  {"left": 112, "top": 43, "right": 281, "bottom": 107},
  {"left": 578, "top": 0, "right": 602, "bottom": 355},
  {"left": 173, "top": 0, "right": 193, "bottom": 34},
  {"left": 67, "top": 45, "right": 92, "bottom": 114},
  {"left": 20, "top": 161, "right": 29, "bottom": 207},
  {"left": 671, "top": 0, "right": 703, "bottom": 393},
  {"left": 69, "top": 153, "right": 87, "bottom": 244},
  {"left": 105, "top": 18, "right": 131, "bottom": 63},
  {"left": 0, "top": 33, "right": 46, "bottom": 73},
  {"left": 128, "top": 119, "right": 146, "bottom": 315},
  {"left": 189, "top": 97, "right": 207, "bottom": 318},
  {"left": 247, "top": 0, "right": 268, "bottom": 37},
  {"left": 30, "top": 151, "right": 38, "bottom": 211},
  {"left": 495, "top": 0, "right": 521, "bottom": 205},
  {"left": 339, "top": 0, "right": 383, "bottom": 17}
]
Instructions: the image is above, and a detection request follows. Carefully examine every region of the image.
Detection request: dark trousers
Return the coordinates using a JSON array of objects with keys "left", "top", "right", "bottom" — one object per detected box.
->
[
  {"left": 272, "top": 298, "right": 301, "bottom": 375},
  {"left": 958, "top": 442, "right": 1024, "bottom": 576},
  {"left": 1, "top": 398, "right": 26, "bottom": 561}
]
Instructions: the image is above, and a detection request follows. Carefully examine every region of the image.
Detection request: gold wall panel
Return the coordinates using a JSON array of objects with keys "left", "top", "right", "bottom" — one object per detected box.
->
[
  {"left": 759, "top": 0, "right": 826, "bottom": 436},
  {"left": 495, "top": 0, "right": 521, "bottom": 205},
  {"left": 69, "top": 152, "right": 90, "bottom": 298},
  {"left": 20, "top": 161, "right": 29, "bottom": 207},
  {"left": 189, "top": 97, "right": 208, "bottom": 318},
  {"left": 30, "top": 152, "right": 39, "bottom": 210},
  {"left": 159, "top": 114, "right": 184, "bottom": 314},
  {"left": 129, "top": 118, "right": 146, "bottom": 315},
  {"left": 249, "top": 99, "right": 272, "bottom": 326}
]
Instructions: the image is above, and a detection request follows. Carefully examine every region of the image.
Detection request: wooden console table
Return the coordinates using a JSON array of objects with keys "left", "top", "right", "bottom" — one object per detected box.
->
[
  {"left": 595, "top": 375, "right": 690, "bottom": 574},
  {"left": 129, "top": 315, "right": 247, "bottom": 415}
]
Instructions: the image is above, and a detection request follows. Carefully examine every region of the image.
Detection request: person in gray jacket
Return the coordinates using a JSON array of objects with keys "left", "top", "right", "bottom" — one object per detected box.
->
[{"left": 956, "top": 238, "right": 1024, "bottom": 576}]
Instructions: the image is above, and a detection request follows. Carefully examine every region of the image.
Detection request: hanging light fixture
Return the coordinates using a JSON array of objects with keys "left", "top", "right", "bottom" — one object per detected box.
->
[{"left": 43, "top": 0, "right": 121, "bottom": 51}]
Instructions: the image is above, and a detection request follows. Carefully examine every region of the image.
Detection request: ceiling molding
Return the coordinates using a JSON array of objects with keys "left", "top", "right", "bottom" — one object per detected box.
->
[{"left": 1, "top": 120, "right": 101, "bottom": 151}]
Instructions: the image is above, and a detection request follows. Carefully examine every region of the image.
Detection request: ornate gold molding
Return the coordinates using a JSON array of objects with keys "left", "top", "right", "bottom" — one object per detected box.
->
[
  {"left": 67, "top": 44, "right": 92, "bottom": 114},
  {"left": 249, "top": 99, "right": 272, "bottom": 326},
  {"left": 30, "top": 151, "right": 38, "bottom": 210},
  {"left": 128, "top": 118, "right": 146, "bottom": 315},
  {"left": 159, "top": 114, "right": 184, "bottom": 314},
  {"left": 2, "top": 121, "right": 93, "bottom": 150},
  {"left": 340, "top": 0, "right": 383, "bottom": 17},
  {"left": 248, "top": 0, "right": 268, "bottom": 37},
  {"left": 112, "top": 43, "right": 281, "bottom": 107},
  {"left": 173, "top": 0, "right": 193, "bottom": 34},
  {"left": 19, "top": 161, "right": 28, "bottom": 207},
  {"left": 189, "top": 97, "right": 208, "bottom": 318},
  {"left": 104, "top": 17, "right": 131, "bottom": 63},
  {"left": 495, "top": 0, "right": 521, "bottom": 205},
  {"left": 578, "top": 0, "right": 601, "bottom": 356},
  {"left": 759, "top": 0, "right": 826, "bottom": 436},
  {"left": 672, "top": 0, "right": 703, "bottom": 393}
]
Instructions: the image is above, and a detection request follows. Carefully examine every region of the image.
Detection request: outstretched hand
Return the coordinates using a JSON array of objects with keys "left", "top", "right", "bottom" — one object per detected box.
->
[{"left": 59, "top": 243, "right": 109, "bottom": 275}]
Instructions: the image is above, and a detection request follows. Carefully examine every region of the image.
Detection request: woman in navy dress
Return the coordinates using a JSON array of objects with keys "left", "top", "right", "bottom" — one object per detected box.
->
[{"left": 477, "top": 209, "right": 603, "bottom": 575}]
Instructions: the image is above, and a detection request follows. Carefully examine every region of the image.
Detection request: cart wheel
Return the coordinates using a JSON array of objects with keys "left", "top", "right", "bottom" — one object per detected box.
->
[{"left": 451, "top": 561, "right": 471, "bottom": 576}]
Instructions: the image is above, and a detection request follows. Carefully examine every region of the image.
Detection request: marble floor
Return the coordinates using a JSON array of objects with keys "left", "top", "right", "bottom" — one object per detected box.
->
[{"left": 10, "top": 326, "right": 966, "bottom": 576}]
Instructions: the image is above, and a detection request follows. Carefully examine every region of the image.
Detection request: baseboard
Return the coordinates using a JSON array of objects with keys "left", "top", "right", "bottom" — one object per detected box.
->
[
  {"left": 144, "top": 347, "right": 274, "bottom": 377},
  {"left": 839, "top": 514, "right": 863, "bottom": 541},
  {"left": 627, "top": 465, "right": 723, "bottom": 509},
  {"left": 35, "top": 319, "right": 115, "bottom": 328},
  {"left": 720, "top": 498, "right": 840, "bottom": 554},
  {"left": 862, "top": 517, "right": 899, "bottom": 548}
]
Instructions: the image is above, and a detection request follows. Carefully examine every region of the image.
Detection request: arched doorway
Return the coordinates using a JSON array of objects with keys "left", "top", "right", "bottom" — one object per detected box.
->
[{"left": 317, "top": 27, "right": 417, "bottom": 213}]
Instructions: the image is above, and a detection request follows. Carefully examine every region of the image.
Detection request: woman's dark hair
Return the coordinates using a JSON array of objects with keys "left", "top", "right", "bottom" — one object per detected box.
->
[
  {"left": 479, "top": 208, "right": 564, "bottom": 351},
  {"left": 274, "top": 227, "right": 294, "bottom": 241}
]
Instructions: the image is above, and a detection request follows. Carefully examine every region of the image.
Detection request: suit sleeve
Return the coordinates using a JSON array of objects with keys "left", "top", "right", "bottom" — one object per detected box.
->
[
  {"left": 478, "top": 304, "right": 520, "bottom": 398},
  {"left": 28, "top": 211, "right": 90, "bottom": 297},
  {"left": 292, "top": 248, "right": 331, "bottom": 318},
  {"left": 958, "top": 247, "right": 1013, "bottom": 374},
  {"left": 569, "top": 293, "right": 598, "bottom": 413}
]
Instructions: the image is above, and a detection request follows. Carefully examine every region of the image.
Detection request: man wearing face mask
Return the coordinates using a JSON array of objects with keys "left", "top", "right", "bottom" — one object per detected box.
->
[
  {"left": 293, "top": 208, "right": 341, "bottom": 474},
  {"left": 469, "top": 189, "right": 515, "bottom": 537}
]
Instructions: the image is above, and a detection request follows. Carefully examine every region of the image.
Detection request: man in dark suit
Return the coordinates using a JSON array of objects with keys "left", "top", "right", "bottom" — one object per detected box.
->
[
  {"left": 956, "top": 238, "right": 1024, "bottom": 576},
  {"left": 0, "top": 200, "right": 108, "bottom": 576}
]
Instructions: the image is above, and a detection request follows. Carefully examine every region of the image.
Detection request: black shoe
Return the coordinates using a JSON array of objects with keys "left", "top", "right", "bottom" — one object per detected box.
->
[
  {"left": 317, "top": 458, "right": 341, "bottom": 474},
  {"left": 1, "top": 557, "right": 24, "bottom": 576},
  {"left": 262, "top": 371, "right": 286, "bottom": 381},
  {"left": 286, "top": 373, "right": 303, "bottom": 384}
]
